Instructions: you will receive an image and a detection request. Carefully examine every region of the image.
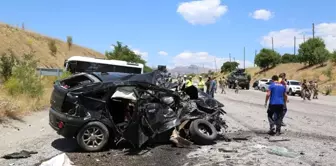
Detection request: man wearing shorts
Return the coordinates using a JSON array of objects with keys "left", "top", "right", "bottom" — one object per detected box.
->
[{"left": 265, "top": 75, "right": 288, "bottom": 136}]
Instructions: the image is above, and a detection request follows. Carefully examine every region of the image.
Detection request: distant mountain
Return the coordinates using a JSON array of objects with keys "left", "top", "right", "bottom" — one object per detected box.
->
[{"left": 168, "top": 65, "right": 213, "bottom": 76}]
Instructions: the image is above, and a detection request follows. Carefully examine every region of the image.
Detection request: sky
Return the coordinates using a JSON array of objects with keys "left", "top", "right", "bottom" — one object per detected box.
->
[{"left": 0, "top": 0, "right": 335, "bottom": 69}]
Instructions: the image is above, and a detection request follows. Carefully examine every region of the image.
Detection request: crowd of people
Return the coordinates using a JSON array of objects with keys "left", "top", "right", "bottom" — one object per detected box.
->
[
  {"left": 301, "top": 79, "right": 319, "bottom": 100},
  {"left": 175, "top": 72, "right": 321, "bottom": 137}
]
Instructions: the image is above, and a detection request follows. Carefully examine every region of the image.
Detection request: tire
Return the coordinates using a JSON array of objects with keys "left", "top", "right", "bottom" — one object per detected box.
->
[
  {"left": 246, "top": 85, "right": 250, "bottom": 90},
  {"left": 76, "top": 121, "right": 110, "bottom": 152},
  {"left": 289, "top": 89, "right": 294, "bottom": 96},
  {"left": 189, "top": 119, "right": 217, "bottom": 145}
]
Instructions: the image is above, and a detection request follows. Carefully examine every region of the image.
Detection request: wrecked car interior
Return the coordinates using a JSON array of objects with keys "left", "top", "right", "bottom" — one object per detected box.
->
[{"left": 49, "top": 70, "right": 228, "bottom": 152}]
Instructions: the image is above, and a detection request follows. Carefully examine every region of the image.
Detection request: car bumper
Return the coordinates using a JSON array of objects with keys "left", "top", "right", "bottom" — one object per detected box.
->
[{"left": 49, "top": 108, "right": 87, "bottom": 138}]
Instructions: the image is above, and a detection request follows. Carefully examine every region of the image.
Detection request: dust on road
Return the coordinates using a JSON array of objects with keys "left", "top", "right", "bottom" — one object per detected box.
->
[{"left": 1, "top": 89, "right": 336, "bottom": 166}]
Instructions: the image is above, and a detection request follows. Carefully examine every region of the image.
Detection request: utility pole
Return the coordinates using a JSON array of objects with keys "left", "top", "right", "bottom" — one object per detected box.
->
[
  {"left": 229, "top": 53, "right": 231, "bottom": 62},
  {"left": 294, "top": 36, "right": 296, "bottom": 55},
  {"left": 303, "top": 34, "right": 306, "bottom": 42},
  {"left": 243, "top": 47, "right": 246, "bottom": 69},
  {"left": 312, "top": 23, "right": 315, "bottom": 39},
  {"left": 254, "top": 50, "right": 257, "bottom": 67},
  {"left": 214, "top": 57, "right": 217, "bottom": 72},
  {"left": 271, "top": 37, "right": 274, "bottom": 51}
]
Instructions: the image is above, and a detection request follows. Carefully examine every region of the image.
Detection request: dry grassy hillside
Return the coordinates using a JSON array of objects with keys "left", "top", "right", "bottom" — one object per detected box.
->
[
  {"left": 0, "top": 23, "right": 104, "bottom": 68},
  {"left": 246, "top": 62, "right": 336, "bottom": 95},
  {"left": 0, "top": 23, "right": 105, "bottom": 119}
]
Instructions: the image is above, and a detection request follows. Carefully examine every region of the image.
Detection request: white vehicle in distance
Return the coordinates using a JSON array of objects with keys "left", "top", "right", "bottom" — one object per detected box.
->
[
  {"left": 64, "top": 56, "right": 144, "bottom": 74},
  {"left": 286, "top": 80, "right": 302, "bottom": 96},
  {"left": 259, "top": 80, "right": 272, "bottom": 92},
  {"left": 256, "top": 78, "right": 271, "bottom": 90}
]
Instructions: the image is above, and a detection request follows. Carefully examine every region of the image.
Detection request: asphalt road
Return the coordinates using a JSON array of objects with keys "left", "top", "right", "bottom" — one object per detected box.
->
[{"left": 1, "top": 89, "right": 335, "bottom": 166}]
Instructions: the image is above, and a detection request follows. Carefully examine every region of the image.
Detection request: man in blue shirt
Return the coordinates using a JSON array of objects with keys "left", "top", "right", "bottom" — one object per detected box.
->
[
  {"left": 209, "top": 76, "right": 216, "bottom": 98},
  {"left": 265, "top": 75, "right": 288, "bottom": 136}
]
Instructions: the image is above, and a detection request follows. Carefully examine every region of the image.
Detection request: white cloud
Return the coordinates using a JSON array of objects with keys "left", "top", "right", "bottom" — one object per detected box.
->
[
  {"left": 249, "top": 9, "right": 273, "bottom": 20},
  {"left": 177, "top": 0, "right": 228, "bottom": 25},
  {"left": 132, "top": 49, "right": 149, "bottom": 60},
  {"left": 158, "top": 51, "right": 168, "bottom": 56},
  {"left": 172, "top": 51, "right": 253, "bottom": 69},
  {"left": 260, "top": 23, "right": 336, "bottom": 51}
]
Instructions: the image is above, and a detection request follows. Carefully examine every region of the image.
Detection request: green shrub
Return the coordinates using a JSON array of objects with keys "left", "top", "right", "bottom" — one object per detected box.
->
[
  {"left": 0, "top": 50, "right": 17, "bottom": 81},
  {"left": 67, "top": 36, "right": 73, "bottom": 51},
  {"left": 4, "top": 53, "right": 44, "bottom": 97},
  {"left": 325, "top": 85, "right": 332, "bottom": 96},
  {"left": 322, "top": 66, "right": 333, "bottom": 81},
  {"left": 59, "top": 70, "right": 72, "bottom": 80},
  {"left": 48, "top": 40, "right": 57, "bottom": 55}
]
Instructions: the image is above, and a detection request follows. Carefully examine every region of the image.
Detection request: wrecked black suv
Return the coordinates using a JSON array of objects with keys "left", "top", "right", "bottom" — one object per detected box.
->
[{"left": 49, "top": 70, "right": 227, "bottom": 152}]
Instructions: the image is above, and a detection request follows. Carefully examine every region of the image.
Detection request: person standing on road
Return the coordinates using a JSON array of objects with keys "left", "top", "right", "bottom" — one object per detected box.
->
[
  {"left": 197, "top": 76, "right": 205, "bottom": 92},
  {"left": 219, "top": 78, "right": 226, "bottom": 94},
  {"left": 205, "top": 76, "right": 211, "bottom": 95},
  {"left": 264, "top": 75, "right": 288, "bottom": 136},
  {"left": 313, "top": 81, "right": 319, "bottom": 99},
  {"left": 301, "top": 79, "right": 310, "bottom": 100},
  {"left": 234, "top": 79, "right": 239, "bottom": 93},
  {"left": 209, "top": 77, "right": 216, "bottom": 98},
  {"left": 278, "top": 73, "right": 288, "bottom": 127}
]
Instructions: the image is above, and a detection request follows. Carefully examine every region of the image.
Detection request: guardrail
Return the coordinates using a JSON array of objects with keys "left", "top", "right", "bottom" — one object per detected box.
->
[{"left": 36, "top": 68, "right": 63, "bottom": 77}]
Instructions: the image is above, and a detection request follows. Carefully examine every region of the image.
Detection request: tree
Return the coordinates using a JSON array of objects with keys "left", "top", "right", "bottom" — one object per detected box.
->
[
  {"left": 48, "top": 39, "right": 57, "bottom": 56},
  {"left": 67, "top": 36, "right": 73, "bottom": 51},
  {"left": 281, "top": 53, "right": 298, "bottom": 63},
  {"left": 254, "top": 48, "right": 281, "bottom": 69},
  {"left": 105, "top": 41, "right": 152, "bottom": 72},
  {"left": 314, "top": 47, "right": 330, "bottom": 66},
  {"left": 221, "top": 61, "right": 239, "bottom": 73},
  {"left": 0, "top": 50, "right": 17, "bottom": 81},
  {"left": 330, "top": 50, "right": 336, "bottom": 64},
  {"left": 297, "top": 38, "right": 326, "bottom": 66}
]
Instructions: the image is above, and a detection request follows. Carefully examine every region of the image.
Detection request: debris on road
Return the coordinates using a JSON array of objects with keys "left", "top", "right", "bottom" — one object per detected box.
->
[
  {"left": 218, "top": 147, "right": 238, "bottom": 153},
  {"left": 2, "top": 150, "right": 38, "bottom": 159},
  {"left": 268, "top": 137, "right": 291, "bottom": 142},
  {"left": 267, "top": 146, "right": 298, "bottom": 158},
  {"left": 39, "top": 153, "right": 74, "bottom": 166}
]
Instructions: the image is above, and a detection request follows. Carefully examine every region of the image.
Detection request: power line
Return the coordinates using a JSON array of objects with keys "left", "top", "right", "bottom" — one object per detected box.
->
[{"left": 243, "top": 47, "right": 245, "bottom": 69}]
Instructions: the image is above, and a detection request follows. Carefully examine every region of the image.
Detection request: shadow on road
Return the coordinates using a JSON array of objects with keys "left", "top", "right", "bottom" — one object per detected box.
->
[{"left": 51, "top": 138, "right": 80, "bottom": 153}]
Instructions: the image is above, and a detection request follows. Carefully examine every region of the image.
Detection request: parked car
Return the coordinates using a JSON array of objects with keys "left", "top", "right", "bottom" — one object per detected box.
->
[
  {"left": 252, "top": 80, "right": 259, "bottom": 90},
  {"left": 259, "top": 80, "right": 272, "bottom": 92},
  {"left": 286, "top": 80, "right": 302, "bottom": 96},
  {"left": 254, "top": 78, "right": 271, "bottom": 90},
  {"left": 49, "top": 70, "right": 227, "bottom": 152}
]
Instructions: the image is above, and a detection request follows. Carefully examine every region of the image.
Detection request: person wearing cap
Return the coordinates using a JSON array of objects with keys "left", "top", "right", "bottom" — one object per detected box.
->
[{"left": 197, "top": 76, "right": 205, "bottom": 92}]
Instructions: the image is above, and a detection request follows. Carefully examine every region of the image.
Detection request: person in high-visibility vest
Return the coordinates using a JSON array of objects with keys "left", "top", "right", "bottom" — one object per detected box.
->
[
  {"left": 197, "top": 76, "right": 205, "bottom": 92},
  {"left": 185, "top": 76, "right": 193, "bottom": 88}
]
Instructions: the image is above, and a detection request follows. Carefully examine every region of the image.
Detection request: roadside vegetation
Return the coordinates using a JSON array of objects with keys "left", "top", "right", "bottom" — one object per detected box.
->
[
  {"left": 105, "top": 41, "right": 152, "bottom": 73},
  {"left": 252, "top": 37, "right": 336, "bottom": 95},
  {"left": 0, "top": 37, "right": 151, "bottom": 119},
  {"left": 0, "top": 49, "right": 53, "bottom": 119}
]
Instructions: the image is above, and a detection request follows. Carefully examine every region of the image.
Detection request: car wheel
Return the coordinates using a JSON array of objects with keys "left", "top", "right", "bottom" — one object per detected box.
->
[
  {"left": 189, "top": 119, "right": 217, "bottom": 145},
  {"left": 289, "top": 89, "right": 294, "bottom": 96},
  {"left": 76, "top": 121, "right": 110, "bottom": 152},
  {"left": 246, "top": 85, "right": 250, "bottom": 90}
]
